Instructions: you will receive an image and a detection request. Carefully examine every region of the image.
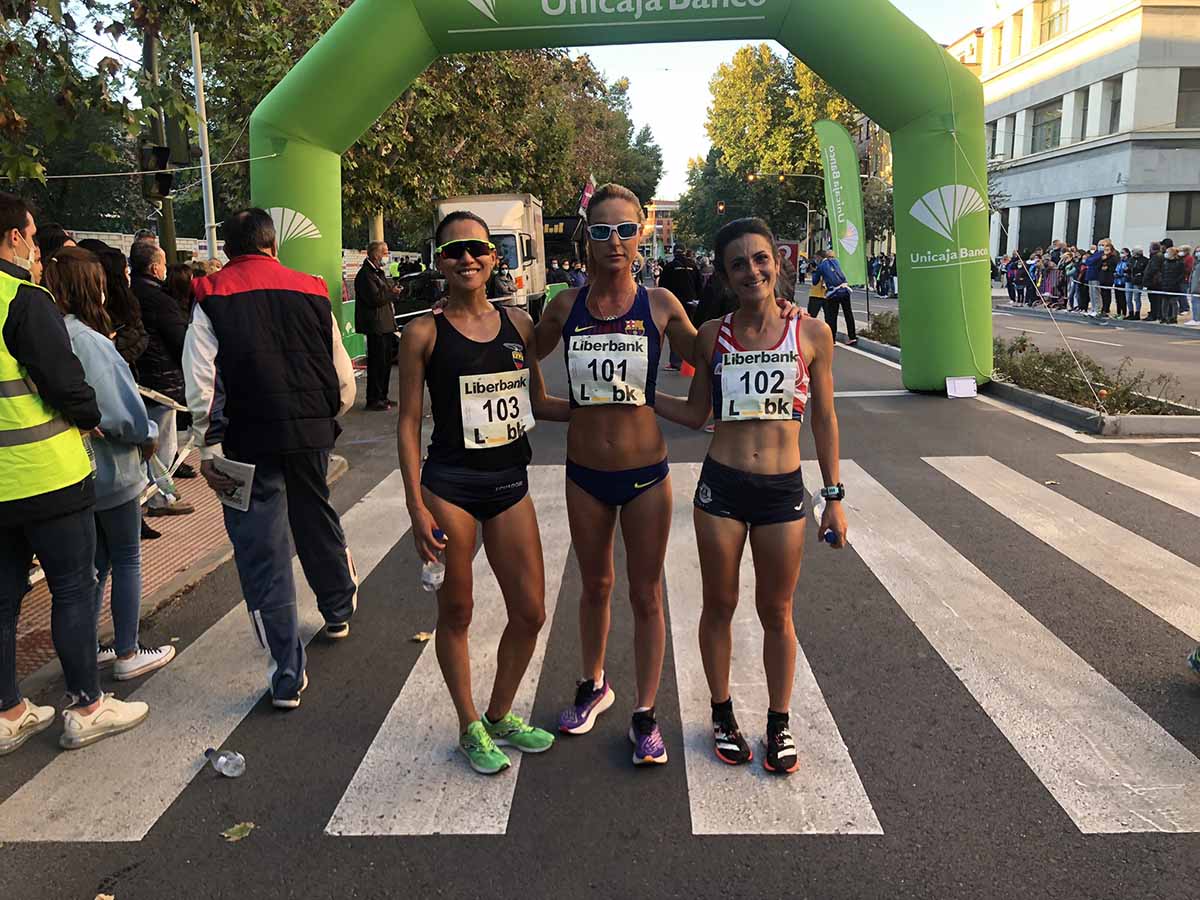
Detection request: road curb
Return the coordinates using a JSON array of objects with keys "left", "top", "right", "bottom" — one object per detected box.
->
[
  {"left": 982, "top": 381, "right": 1200, "bottom": 436},
  {"left": 20, "top": 453, "right": 351, "bottom": 701},
  {"left": 851, "top": 336, "right": 901, "bottom": 363}
]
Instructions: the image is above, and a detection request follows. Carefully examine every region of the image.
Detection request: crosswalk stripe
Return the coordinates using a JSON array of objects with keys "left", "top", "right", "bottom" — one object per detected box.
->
[
  {"left": 666, "top": 463, "right": 881, "bottom": 835},
  {"left": 0, "top": 471, "right": 411, "bottom": 843},
  {"left": 1060, "top": 453, "right": 1200, "bottom": 518},
  {"left": 326, "top": 465, "right": 568, "bottom": 836},
  {"left": 927, "top": 456, "right": 1200, "bottom": 641},
  {"left": 826, "top": 458, "right": 1200, "bottom": 833}
]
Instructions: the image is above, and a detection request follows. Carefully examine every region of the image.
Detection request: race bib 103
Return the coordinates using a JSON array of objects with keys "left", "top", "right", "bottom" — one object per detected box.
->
[
  {"left": 720, "top": 349, "right": 798, "bottom": 420},
  {"left": 459, "top": 370, "right": 535, "bottom": 449},
  {"left": 568, "top": 334, "right": 649, "bottom": 406}
]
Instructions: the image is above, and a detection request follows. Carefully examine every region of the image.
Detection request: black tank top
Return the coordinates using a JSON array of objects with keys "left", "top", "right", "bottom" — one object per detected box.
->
[{"left": 426, "top": 307, "right": 534, "bottom": 471}]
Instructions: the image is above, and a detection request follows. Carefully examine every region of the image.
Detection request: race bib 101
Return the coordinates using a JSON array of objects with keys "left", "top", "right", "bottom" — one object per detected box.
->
[
  {"left": 720, "top": 349, "right": 798, "bottom": 420},
  {"left": 459, "top": 370, "right": 535, "bottom": 449},
  {"left": 568, "top": 334, "right": 649, "bottom": 406}
]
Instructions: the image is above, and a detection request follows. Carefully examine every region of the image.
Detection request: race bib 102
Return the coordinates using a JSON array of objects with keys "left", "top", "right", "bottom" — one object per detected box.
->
[
  {"left": 720, "top": 349, "right": 798, "bottom": 420},
  {"left": 459, "top": 370, "right": 535, "bottom": 449},
  {"left": 568, "top": 334, "right": 649, "bottom": 406}
]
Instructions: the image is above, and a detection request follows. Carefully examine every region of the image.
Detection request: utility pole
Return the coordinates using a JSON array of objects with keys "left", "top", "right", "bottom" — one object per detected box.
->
[
  {"left": 369, "top": 211, "right": 385, "bottom": 244},
  {"left": 190, "top": 25, "right": 218, "bottom": 261},
  {"left": 143, "top": 30, "right": 177, "bottom": 262}
]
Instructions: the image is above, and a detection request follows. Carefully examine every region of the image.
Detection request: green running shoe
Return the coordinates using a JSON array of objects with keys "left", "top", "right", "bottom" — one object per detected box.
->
[
  {"left": 483, "top": 711, "right": 555, "bottom": 753},
  {"left": 459, "top": 721, "right": 511, "bottom": 775}
]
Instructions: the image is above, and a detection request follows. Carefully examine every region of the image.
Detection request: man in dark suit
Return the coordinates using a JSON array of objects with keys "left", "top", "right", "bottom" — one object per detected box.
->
[{"left": 354, "top": 241, "right": 398, "bottom": 411}]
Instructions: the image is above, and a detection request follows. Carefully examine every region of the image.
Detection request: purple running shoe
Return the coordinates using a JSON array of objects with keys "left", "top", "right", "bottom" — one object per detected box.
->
[
  {"left": 558, "top": 677, "right": 616, "bottom": 735},
  {"left": 629, "top": 708, "right": 668, "bottom": 766}
]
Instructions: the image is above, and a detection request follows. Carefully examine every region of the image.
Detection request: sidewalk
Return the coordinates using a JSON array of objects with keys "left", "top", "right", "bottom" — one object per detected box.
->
[{"left": 15, "top": 449, "right": 230, "bottom": 680}]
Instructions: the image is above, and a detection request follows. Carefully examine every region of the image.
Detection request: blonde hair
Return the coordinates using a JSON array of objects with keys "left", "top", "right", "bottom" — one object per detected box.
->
[{"left": 586, "top": 183, "right": 645, "bottom": 224}]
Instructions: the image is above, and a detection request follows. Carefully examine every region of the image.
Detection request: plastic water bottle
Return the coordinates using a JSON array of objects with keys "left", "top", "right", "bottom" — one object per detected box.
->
[
  {"left": 813, "top": 496, "right": 837, "bottom": 545},
  {"left": 421, "top": 530, "right": 447, "bottom": 592},
  {"left": 205, "top": 748, "right": 246, "bottom": 778}
]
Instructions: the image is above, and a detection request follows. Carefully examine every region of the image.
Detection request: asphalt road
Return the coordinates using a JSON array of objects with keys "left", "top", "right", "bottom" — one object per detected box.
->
[
  {"left": 3, "top": 345, "right": 1200, "bottom": 900},
  {"left": 844, "top": 286, "right": 1200, "bottom": 403}
]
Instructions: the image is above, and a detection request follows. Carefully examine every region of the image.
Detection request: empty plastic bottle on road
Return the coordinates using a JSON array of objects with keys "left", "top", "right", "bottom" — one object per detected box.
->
[
  {"left": 813, "top": 497, "right": 837, "bottom": 545},
  {"left": 205, "top": 748, "right": 246, "bottom": 778},
  {"left": 421, "top": 530, "right": 447, "bottom": 593}
]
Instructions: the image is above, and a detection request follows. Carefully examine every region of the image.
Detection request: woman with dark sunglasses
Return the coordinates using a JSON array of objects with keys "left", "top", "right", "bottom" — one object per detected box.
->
[
  {"left": 397, "top": 211, "right": 568, "bottom": 775},
  {"left": 655, "top": 217, "right": 846, "bottom": 775},
  {"left": 533, "top": 184, "right": 797, "bottom": 766}
]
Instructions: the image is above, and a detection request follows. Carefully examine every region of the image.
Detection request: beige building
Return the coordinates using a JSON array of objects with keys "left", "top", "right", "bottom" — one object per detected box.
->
[{"left": 946, "top": 1, "right": 1200, "bottom": 255}]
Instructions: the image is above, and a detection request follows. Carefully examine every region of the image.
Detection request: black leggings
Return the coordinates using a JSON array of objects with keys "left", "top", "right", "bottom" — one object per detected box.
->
[{"left": 823, "top": 289, "right": 856, "bottom": 342}]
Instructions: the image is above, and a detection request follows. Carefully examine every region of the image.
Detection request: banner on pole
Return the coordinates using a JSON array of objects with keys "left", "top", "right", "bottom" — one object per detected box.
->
[
  {"left": 577, "top": 176, "right": 598, "bottom": 217},
  {"left": 815, "top": 119, "right": 867, "bottom": 285}
]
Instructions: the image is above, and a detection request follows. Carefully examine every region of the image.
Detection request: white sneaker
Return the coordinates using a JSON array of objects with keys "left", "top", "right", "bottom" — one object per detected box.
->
[
  {"left": 113, "top": 644, "right": 176, "bottom": 681},
  {"left": 0, "top": 700, "right": 56, "bottom": 755},
  {"left": 60, "top": 693, "right": 149, "bottom": 749},
  {"left": 271, "top": 671, "right": 309, "bottom": 710},
  {"left": 97, "top": 644, "right": 118, "bottom": 668}
]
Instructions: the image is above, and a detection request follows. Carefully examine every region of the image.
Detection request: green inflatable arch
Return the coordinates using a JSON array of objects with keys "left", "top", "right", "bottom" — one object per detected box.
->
[{"left": 249, "top": 0, "right": 992, "bottom": 391}]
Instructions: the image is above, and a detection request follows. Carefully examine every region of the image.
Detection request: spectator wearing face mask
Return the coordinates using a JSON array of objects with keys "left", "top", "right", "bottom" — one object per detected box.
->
[{"left": 1160, "top": 245, "right": 1187, "bottom": 324}]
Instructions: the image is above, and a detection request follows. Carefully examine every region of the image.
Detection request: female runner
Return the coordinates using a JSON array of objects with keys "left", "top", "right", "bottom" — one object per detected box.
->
[
  {"left": 397, "top": 211, "right": 568, "bottom": 775},
  {"left": 534, "top": 185, "right": 796, "bottom": 765},
  {"left": 655, "top": 217, "right": 847, "bottom": 774}
]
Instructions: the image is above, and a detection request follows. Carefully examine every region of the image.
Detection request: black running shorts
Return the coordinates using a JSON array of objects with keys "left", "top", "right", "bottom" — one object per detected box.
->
[
  {"left": 693, "top": 456, "right": 806, "bottom": 527},
  {"left": 421, "top": 462, "right": 529, "bottom": 522}
]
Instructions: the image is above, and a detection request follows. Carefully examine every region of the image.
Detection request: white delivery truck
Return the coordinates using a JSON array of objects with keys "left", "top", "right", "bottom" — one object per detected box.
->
[{"left": 434, "top": 194, "right": 547, "bottom": 318}]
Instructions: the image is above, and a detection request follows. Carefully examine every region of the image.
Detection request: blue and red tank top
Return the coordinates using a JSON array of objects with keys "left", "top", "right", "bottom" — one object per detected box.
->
[
  {"left": 710, "top": 312, "right": 810, "bottom": 423},
  {"left": 562, "top": 284, "right": 661, "bottom": 409}
]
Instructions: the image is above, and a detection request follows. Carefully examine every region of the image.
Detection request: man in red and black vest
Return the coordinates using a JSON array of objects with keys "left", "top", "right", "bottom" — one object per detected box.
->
[{"left": 184, "top": 209, "right": 358, "bottom": 710}]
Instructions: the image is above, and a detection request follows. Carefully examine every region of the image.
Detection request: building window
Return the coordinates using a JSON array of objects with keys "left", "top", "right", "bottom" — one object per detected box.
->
[
  {"left": 1039, "top": 0, "right": 1069, "bottom": 45},
  {"left": 1003, "top": 115, "right": 1016, "bottom": 159},
  {"left": 986, "top": 122, "right": 998, "bottom": 158},
  {"left": 1031, "top": 99, "right": 1063, "bottom": 153},
  {"left": 1093, "top": 195, "right": 1113, "bottom": 242},
  {"left": 1019, "top": 203, "right": 1055, "bottom": 254},
  {"left": 1177, "top": 69, "right": 1200, "bottom": 128},
  {"left": 991, "top": 27, "right": 1003, "bottom": 68},
  {"left": 1079, "top": 88, "right": 1090, "bottom": 140},
  {"left": 1012, "top": 13, "right": 1023, "bottom": 57},
  {"left": 1066, "top": 199, "right": 1080, "bottom": 243},
  {"left": 1106, "top": 76, "right": 1123, "bottom": 134},
  {"left": 1167, "top": 192, "right": 1200, "bottom": 230}
]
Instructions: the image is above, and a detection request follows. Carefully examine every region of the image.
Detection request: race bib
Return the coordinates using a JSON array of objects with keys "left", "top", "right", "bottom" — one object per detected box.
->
[
  {"left": 459, "top": 370, "right": 535, "bottom": 449},
  {"left": 720, "top": 349, "right": 798, "bottom": 420},
  {"left": 568, "top": 334, "right": 649, "bottom": 406}
]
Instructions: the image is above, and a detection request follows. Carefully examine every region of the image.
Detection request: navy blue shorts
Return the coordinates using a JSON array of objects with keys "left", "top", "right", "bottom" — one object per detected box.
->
[
  {"left": 421, "top": 462, "right": 529, "bottom": 522},
  {"left": 694, "top": 456, "right": 806, "bottom": 527},
  {"left": 566, "top": 458, "right": 669, "bottom": 508}
]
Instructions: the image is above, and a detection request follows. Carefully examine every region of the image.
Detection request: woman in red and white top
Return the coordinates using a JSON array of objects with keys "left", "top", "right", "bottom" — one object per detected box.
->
[{"left": 656, "top": 217, "right": 847, "bottom": 775}]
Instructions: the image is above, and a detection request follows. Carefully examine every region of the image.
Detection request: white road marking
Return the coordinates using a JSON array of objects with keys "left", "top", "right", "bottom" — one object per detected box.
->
[
  {"left": 820, "top": 458, "right": 1200, "bottom": 834},
  {"left": 666, "top": 464, "right": 881, "bottom": 835},
  {"left": 993, "top": 311, "right": 1015, "bottom": 317},
  {"left": 836, "top": 342, "right": 901, "bottom": 369},
  {"left": 1004, "top": 326, "right": 1047, "bottom": 334},
  {"left": 836, "top": 390, "right": 912, "bottom": 398},
  {"left": 326, "top": 466, "right": 568, "bottom": 836},
  {"left": 0, "top": 471, "right": 412, "bottom": 843},
  {"left": 927, "top": 456, "right": 1200, "bottom": 641},
  {"left": 1061, "top": 452, "right": 1200, "bottom": 517},
  {"left": 1067, "top": 336, "right": 1123, "bottom": 347}
]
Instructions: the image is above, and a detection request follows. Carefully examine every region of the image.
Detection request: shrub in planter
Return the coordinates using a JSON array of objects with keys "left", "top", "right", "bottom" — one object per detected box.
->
[{"left": 861, "top": 311, "right": 900, "bottom": 347}]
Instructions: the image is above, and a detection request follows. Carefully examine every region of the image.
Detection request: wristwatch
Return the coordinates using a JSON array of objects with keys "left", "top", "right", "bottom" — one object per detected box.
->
[{"left": 819, "top": 484, "right": 846, "bottom": 502}]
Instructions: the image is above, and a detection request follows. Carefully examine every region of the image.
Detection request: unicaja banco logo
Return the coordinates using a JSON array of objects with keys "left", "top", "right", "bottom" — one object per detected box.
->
[
  {"left": 467, "top": 0, "right": 498, "bottom": 22},
  {"left": 268, "top": 207, "right": 322, "bottom": 248},
  {"left": 909, "top": 185, "right": 986, "bottom": 241},
  {"left": 839, "top": 221, "right": 860, "bottom": 256}
]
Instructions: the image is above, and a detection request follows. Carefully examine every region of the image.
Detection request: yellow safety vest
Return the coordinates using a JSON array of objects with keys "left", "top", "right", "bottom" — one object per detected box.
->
[{"left": 0, "top": 269, "right": 92, "bottom": 503}]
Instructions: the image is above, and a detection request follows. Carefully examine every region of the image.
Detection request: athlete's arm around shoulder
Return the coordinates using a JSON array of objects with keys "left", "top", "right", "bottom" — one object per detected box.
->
[
  {"left": 649, "top": 285, "right": 699, "bottom": 364},
  {"left": 654, "top": 318, "right": 717, "bottom": 430},
  {"left": 533, "top": 288, "right": 577, "bottom": 360},
  {"left": 510, "top": 309, "right": 569, "bottom": 423},
  {"left": 803, "top": 315, "right": 847, "bottom": 549}
]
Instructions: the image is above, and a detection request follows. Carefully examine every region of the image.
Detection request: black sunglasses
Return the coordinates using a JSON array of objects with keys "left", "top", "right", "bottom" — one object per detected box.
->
[
  {"left": 436, "top": 239, "right": 495, "bottom": 260},
  {"left": 587, "top": 222, "right": 640, "bottom": 241}
]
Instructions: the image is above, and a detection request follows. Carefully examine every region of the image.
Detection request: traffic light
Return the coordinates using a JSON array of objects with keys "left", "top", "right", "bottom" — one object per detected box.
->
[
  {"left": 139, "top": 141, "right": 173, "bottom": 202},
  {"left": 717, "top": 200, "right": 727, "bottom": 215}
]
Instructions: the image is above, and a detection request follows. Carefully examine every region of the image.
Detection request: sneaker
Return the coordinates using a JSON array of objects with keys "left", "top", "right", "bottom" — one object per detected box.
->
[
  {"left": 1187, "top": 646, "right": 1200, "bottom": 679},
  {"left": 59, "top": 694, "right": 149, "bottom": 750},
  {"left": 323, "top": 622, "right": 350, "bottom": 640},
  {"left": 146, "top": 501, "right": 195, "bottom": 517},
  {"left": 557, "top": 677, "right": 615, "bottom": 735},
  {"left": 271, "top": 671, "right": 309, "bottom": 710},
  {"left": 459, "top": 720, "right": 511, "bottom": 775},
  {"left": 483, "top": 710, "right": 555, "bottom": 753},
  {"left": 174, "top": 463, "right": 198, "bottom": 479},
  {"left": 97, "top": 643, "right": 118, "bottom": 668},
  {"left": 762, "top": 721, "right": 799, "bottom": 774},
  {"left": 629, "top": 708, "right": 668, "bottom": 766},
  {"left": 113, "top": 643, "right": 176, "bottom": 681},
  {"left": 0, "top": 700, "right": 56, "bottom": 755},
  {"left": 712, "top": 713, "right": 752, "bottom": 766}
]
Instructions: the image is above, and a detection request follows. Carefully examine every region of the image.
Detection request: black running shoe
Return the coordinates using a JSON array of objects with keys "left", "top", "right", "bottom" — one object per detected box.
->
[
  {"left": 712, "top": 714, "right": 752, "bottom": 765},
  {"left": 762, "top": 721, "right": 799, "bottom": 774}
]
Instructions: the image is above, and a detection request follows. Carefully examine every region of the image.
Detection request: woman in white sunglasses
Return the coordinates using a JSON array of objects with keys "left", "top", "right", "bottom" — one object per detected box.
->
[{"left": 534, "top": 183, "right": 796, "bottom": 766}]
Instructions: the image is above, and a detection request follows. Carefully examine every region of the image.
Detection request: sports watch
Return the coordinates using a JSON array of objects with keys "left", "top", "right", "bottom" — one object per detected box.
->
[{"left": 819, "top": 484, "right": 846, "bottom": 502}]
